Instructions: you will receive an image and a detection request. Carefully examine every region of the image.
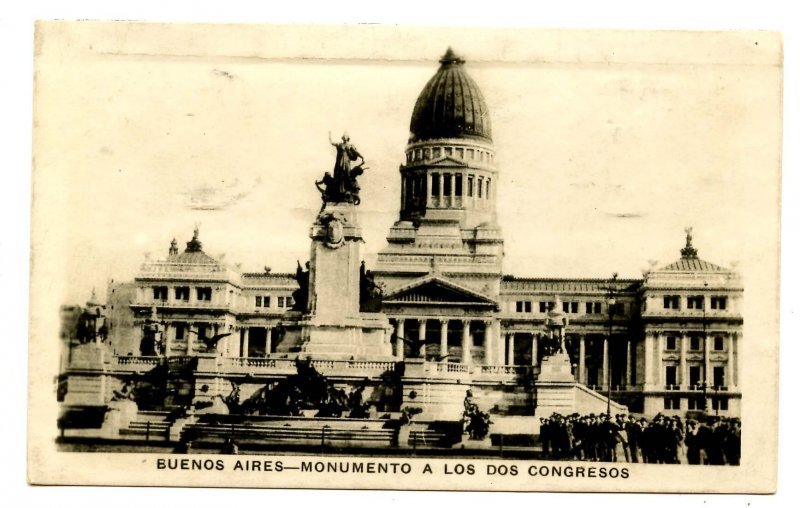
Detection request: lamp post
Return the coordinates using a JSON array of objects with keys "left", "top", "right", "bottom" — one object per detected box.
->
[{"left": 606, "top": 273, "right": 618, "bottom": 417}]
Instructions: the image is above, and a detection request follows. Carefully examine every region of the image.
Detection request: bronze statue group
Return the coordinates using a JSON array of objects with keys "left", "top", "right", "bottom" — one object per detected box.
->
[{"left": 539, "top": 412, "right": 741, "bottom": 465}]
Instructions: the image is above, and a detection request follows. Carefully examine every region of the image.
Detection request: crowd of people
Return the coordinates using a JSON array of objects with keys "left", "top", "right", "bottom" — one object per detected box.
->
[{"left": 539, "top": 412, "right": 740, "bottom": 465}]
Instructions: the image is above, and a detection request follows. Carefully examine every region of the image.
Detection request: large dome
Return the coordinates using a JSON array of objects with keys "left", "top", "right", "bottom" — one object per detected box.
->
[{"left": 409, "top": 48, "right": 492, "bottom": 143}]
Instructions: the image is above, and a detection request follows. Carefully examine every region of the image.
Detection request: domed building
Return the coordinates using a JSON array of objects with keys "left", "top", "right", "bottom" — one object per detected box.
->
[{"left": 62, "top": 48, "right": 743, "bottom": 433}]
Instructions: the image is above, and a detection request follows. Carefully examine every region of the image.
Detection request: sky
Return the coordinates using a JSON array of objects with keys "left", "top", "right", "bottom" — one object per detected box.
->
[{"left": 30, "top": 24, "right": 782, "bottom": 305}]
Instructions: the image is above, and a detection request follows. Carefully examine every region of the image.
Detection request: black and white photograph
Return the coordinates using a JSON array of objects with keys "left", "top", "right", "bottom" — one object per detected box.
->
[{"left": 26, "top": 22, "right": 781, "bottom": 492}]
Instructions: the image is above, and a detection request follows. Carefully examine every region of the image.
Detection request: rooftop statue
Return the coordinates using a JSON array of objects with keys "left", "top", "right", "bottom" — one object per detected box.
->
[{"left": 316, "top": 132, "right": 367, "bottom": 207}]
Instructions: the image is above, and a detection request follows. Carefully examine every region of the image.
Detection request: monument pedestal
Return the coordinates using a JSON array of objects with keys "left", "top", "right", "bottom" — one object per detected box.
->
[
  {"left": 278, "top": 202, "right": 393, "bottom": 360},
  {"left": 535, "top": 352, "right": 577, "bottom": 418}
]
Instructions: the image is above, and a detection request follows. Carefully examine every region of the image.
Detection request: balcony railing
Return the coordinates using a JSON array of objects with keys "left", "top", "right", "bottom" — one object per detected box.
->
[{"left": 665, "top": 384, "right": 681, "bottom": 391}]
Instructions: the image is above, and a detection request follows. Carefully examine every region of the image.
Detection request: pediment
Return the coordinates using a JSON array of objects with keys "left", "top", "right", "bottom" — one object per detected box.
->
[
  {"left": 426, "top": 156, "right": 471, "bottom": 168},
  {"left": 383, "top": 276, "right": 497, "bottom": 307}
]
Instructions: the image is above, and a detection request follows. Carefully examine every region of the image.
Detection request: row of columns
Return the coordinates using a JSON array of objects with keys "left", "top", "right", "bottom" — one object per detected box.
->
[
  {"left": 392, "top": 318, "right": 493, "bottom": 364},
  {"left": 502, "top": 332, "right": 635, "bottom": 387}
]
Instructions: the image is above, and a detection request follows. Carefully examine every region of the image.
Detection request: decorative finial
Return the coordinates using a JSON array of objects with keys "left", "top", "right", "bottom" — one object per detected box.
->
[
  {"left": 169, "top": 238, "right": 178, "bottom": 256},
  {"left": 439, "top": 47, "right": 465, "bottom": 65},
  {"left": 681, "top": 227, "right": 698, "bottom": 258}
]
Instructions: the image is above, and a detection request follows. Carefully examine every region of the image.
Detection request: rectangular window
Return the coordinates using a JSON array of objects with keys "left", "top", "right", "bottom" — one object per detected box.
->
[
  {"left": 263, "top": 296, "right": 271, "bottom": 308},
  {"left": 516, "top": 301, "right": 524, "bottom": 313},
  {"left": 711, "top": 296, "right": 727, "bottom": 310},
  {"left": 443, "top": 173, "right": 451, "bottom": 195},
  {"left": 713, "top": 366, "right": 725, "bottom": 388},
  {"left": 571, "top": 301, "right": 578, "bottom": 313},
  {"left": 431, "top": 173, "right": 440, "bottom": 196},
  {"left": 477, "top": 178, "right": 483, "bottom": 198},
  {"left": 524, "top": 301, "right": 532, "bottom": 313},
  {"left": 486, "top": 178, "right": 491, "bottom": 199},
  {"left": 277, "top": 296, "right": 285, "bottom": 308},
  {"left": 664, "top": 397, "right": 680, "bottom": 410},
  {"left": 713, "top": 335, "right": 724, "bottom": 351},
  {"left": 689, "top": 365, "right": 701, "bottom": 387},
  {"left": 665, "top": 365, "right": 677, "bottom": 386},
  {"left": 711, "top": 398, "right": 729, "bottom": 411},
  {"left": 286, "top": 296, "right": 293, "bottom": 308},
  {"left": 666, "top": 336, "right": 677, "bottom": 350},
  {"left": 196, "top": 287, "right": 212, "bottom": 301},
  {"left": 423, "top": 148, "right": 430, "bottom": 159},
  {"left": 445, "top": 147, "right": 453, "bottom": 156},
  {"left": 455, "top": 147, "right": 464, "bottom": 159},
  {"left": 255, "top": 296, "right": 262, "bottom": 307},
  {"left": 612, "top": 302, "right": 625, "bottom": 315},
  {"left": 467, "top": 176, "right": 474, "bottom": 197},
  {"left": 153, "top": 286, "right": 168, "bottom": 300},
  {"left": 663, "top": 295, "right": 680, "bottom": 309},
  {"left": 433, "top": 147, "right": 441, "bottom": 158},
  {"left": 688, "top": 397, "right": 701, "bottom": 410},
  {"left": 539, "top": 302, "right": 547, "bottom": 313},
  {"left": 562, "top": 301, "right": 569, "bottom": 313},
  {"left": 455, "top": 174, "right": 463, "bottom": 197},
  {"left": 174, "top": 323, "right": 185, "bottom": 342},
  {"left": 175, "top": 286, "right": 190, "bottom": 301},
  {"left": 690, "top": 336, "right": 702, "bottom": 351},
  {"left": 687, "top": 296, "right": 704, "bottom": 309}
]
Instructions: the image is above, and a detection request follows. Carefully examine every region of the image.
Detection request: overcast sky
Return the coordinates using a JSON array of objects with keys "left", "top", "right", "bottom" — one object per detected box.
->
[{"left": 31, "top": 24, "right": 782, "bottom": 304}]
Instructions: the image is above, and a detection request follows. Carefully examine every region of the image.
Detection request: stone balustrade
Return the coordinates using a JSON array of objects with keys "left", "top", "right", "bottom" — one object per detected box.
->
[
  {"left": 109, "top": 355, "right": 162, "bottom": 373},
  {"left": 199, "top": 357, "right": 397, "bottom": 377}
]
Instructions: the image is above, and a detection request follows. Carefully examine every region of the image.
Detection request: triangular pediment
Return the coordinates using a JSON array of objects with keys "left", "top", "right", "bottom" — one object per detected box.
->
[
  {"left": 383, "top": 275, "right": 497, "bottom": 307},
  {"left": 426, "top": 156, "right": 471, "bottom": 168}
]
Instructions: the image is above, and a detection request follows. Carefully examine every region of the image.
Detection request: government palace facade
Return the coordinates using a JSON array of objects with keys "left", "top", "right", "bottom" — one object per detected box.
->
[{"left": 63, "top": 48, "right": 743, "bottom": 421}]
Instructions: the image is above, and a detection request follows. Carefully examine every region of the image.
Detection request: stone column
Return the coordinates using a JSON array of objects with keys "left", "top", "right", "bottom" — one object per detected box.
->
[
  {"left": 728, "top": 332, "right": 736, "bottom": 388},
  {"left": 704, "top": 332, "right": 711, "bottom": 388},
  {"left": 602, "top": 336, "right": 609, "bottom": 390},
  {"left": 162, "top": 323, "right": 170, "bottom": 356},
  {"left": 578, "top": 335, "right": 586, "bottom": 384},
  {"left": 461, "top": 320, "right": 472, "bottom": 364},
  {"left": 437, "top": 174, "right": 444, "bottom": 205},
  {"left": 625, "top": 337, "right": 633, "bottom": 389},
  {"left": 484, "top": 320, "right": 494, "bottom": 365},
  {"left": 186, "top": 323, "right": 195, "bottom": 355},
  {"left": 657, "top": 333, "right": 664, "bottom": 386},
  {"left": 425, "top": 173, "right": 432, "bottom": 207},
  {"left": 531, "top": 333, "right": 539, "bottom": 367},
  {"left": 644, "top": 331, "right": 653, "bottom": 389},
  {"left": 396, "top": 319, "right": 405, "bottom": 360},
  {"left": 507, "top": 332, "right": 515, "bottom": 365},
  {"left": 680, "top": 332, "right": 688, "bottom": 389},
  {"left": 418, "top": 319, "right": 427, "bottom": 359},
  {"left": 241, "top": 327, "right": 249, "bottom": 358},
  {"left": 265, "top": 327, "right": 273, "bottom": 356},
  {"left": 439, "top": 319, "right": 449, "bottom": 361}
]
